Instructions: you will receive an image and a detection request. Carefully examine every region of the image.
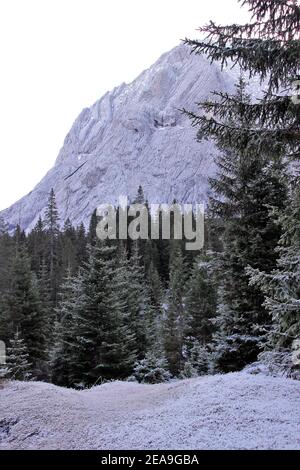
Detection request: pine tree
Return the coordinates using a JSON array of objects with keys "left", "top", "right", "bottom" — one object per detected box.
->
[
  {"left": 129, "top": 186, "right": 149, "bottom": 261},
  {"left": 69, "top": 241, "right": 137, "bottom": 387},
  {"left": 44, "top": 189, "right": 60, "bottom": 304},
  {"left": 147, "top": 260, "right": 164, "bottom": 310},
  {"left": 130, "top": 352, "right": 171, "bottom": 384},
  {"left": 5, "top": 245, "right": 47, "bottom": 377},
  {"left": 133, "top": 185, "right": 145, "bottom": 204},
  {"left": 96, "top": 249, "right": 137, "bottom": 381},
  {"left": 51, "top": 270, "right": 84, "bottom": 386},
  {"left": 76, "top": 223, "right": 87, "bottom": 268},
  {"left": 0, "top": 221, "right": 14, "bottom": 341},
  {"left": 163, "top": 243, "right": 188, "bottom": 376},
  {"left": 45, "top": 189, "right": 60, "bottom": 234},
  {"left": 88, "top": 209, "right": 98, "bottom": 246},
  {"left": 0, "top": 217, "right": 8, "bottom": 235},
  {"left": 60, "top": 218, "right": 77, "bottom": 275},
  {"left": 13, "top": 225, "right": 26, "bottom": 247},
  {"left": 247, "top": 180, "right": 300, "bottom": 349},
  {"left": 181, "top": 0, "right": 298, "bottom": 369},
  {"left": 186, "top": 73, "right": 288, "bottom": 371},
  {"left": 27, "top": 216, "right": 47, "bottom": 273},
  {"left": 180, "top": 340, "right": 212, "bottom": 378},
  {"left": 6, "top": 330, "right": 32, "bottom": 381},
  {"left": 143, "top": 239, "right": 160, "bottom": 279},
  {"left": 184, "top": 0, "right": 300, "bottom": 160},
  {"left": 125, "top": 243, "right": 157, "bottom": 358},
  {"left": 67, "top": 243, "right": 109, "bottom": 387},
  {"left": 185, "top": 254, "right": 217, "bottom": 347},
  {"left": 183, "top": 2, "right": 300, "bottom": 366},
  {"left": 37, "top": 259, "right": 53, "bottom": 354}
]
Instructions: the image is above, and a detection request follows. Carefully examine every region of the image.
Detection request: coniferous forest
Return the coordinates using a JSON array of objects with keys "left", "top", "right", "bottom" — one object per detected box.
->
[{"left": 0, "top": 0, "right": 300, "bottom": 388}]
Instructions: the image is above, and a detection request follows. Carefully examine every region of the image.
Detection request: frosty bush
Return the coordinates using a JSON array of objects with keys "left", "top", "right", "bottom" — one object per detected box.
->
[
  {"left": 0, "top": 366, "right": 8, "bottom": 380},
  {"left": 180, "top": 361, "right": 198, "bottom": 379},
  {"left": 181, "top": 341, "right": 212, "bottom": 378},
  {"left": 244, "top": 350, "right": 300, "bottom": 381},
  {"left": 5, "top": 331, "right": 32, "bottom": 381},
  {"left": 129, "top": 353, "right": 171, "bottom": 384}
]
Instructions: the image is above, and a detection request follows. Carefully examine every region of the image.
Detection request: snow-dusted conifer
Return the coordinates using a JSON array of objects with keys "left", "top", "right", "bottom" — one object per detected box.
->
[
  {"left": 163, "top": 243, "right": 188, "bottom": 376},
  {"left": 130, "top": 351, "right": 171, "bottom": 384},
  {"left": 248, "top": 182, "right": 300, "bottom": 350},
  {"left": 6, "top": 330, "right": 32, "bottom": 381}
]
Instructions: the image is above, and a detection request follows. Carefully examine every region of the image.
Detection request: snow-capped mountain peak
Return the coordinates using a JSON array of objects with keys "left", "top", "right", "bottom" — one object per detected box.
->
[{"left": 1, "top": 44, "right": 240, "bottom": 231}]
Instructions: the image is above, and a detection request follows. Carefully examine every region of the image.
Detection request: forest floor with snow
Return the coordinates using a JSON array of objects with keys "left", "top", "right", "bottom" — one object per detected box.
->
[{"left": 0, "top": 371, "right": 300, "bottom": 450}]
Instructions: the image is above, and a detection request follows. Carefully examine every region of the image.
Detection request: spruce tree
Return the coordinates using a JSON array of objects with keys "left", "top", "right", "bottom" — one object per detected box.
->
[
  {"left": 215, "top": 81, "right": 287, "bottom": 370},
  {"left": 69, "top": 242, "right": 137, "bottom": 387},
  {"left": 6, "top": 330, "right": 32, "bottom": 381},
  {"left": 163, "top": 243, "right": 188, "bottom": 376},
  {"left": 130, "top": 352, "right": 171, "bottom": 384},
  {"left": 147, "top": 260, "right": 164, "bottom": 310},
  {"left": 60, "top": 218, "right": 77, "bottom": 275},
  {"left": 88, "top": 209, "right": 98, "bottom": 246},
  {"left": 44, "top": 188, "right": 60, "bottom": 304},
  {"left": 247, "top": 180, "right": 300, "bottom": 350},
  {"left": 13, "top": 225, "right": 26, "bottom": 247},
  {"left": 0, "top": 220, "right": 14, "bottom": 341},
  {"left": 5, "top": 245, "right": 47, "bottom": 377},
  {"left": 185, "top": 254, "right": 217, "bottom": 347},
  {"left": 67, "top": 243, "right": 110, "bottom": 387},
  {"left": 76, "top": 222, "right": 87, "bottom": 268},
  {"left": 96, "top": 249, "right": 137, "bottom": 381},
  {"left": 27, "top": 216, "right": 47, "bottom": 273},
  {"left": 184, "top": 0, "right": 300, "bottom": 161},
  {"left": 37, "top": 259, "right": 53, "bottom": 355},
  {"left": 125, "top": 243, "right": 157, "bottom": 358},
  {"left": 0, "top": 217, "right": 9, "bottom": 239},
  {"left": 133, "top": 185, "right": 146, "bottom": 204},
  {"left": 51, "top": 270, "right": 84, "bottom": 386},
  {"left": 183, "top": 0, "right": 300, "bottom": 369}
]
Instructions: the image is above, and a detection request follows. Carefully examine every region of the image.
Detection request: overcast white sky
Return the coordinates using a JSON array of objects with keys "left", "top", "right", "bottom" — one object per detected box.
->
[{"left": 0, "top": 0, "right": 249, "bottom": 210}]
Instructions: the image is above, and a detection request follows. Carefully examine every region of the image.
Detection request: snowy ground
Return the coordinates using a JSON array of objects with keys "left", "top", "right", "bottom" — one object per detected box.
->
[{"left": 0, "top": 372, "right": 299, "bottom": 450}]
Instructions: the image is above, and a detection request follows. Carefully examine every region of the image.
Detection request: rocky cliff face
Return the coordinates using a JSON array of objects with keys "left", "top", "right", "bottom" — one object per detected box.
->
[{"left": 1, "top": 44, "right": 243, "bottom": 231}]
